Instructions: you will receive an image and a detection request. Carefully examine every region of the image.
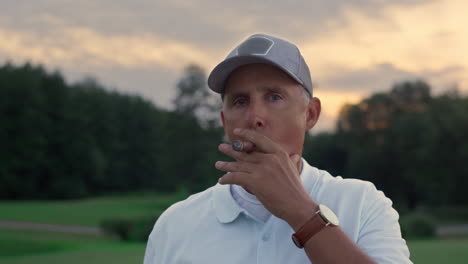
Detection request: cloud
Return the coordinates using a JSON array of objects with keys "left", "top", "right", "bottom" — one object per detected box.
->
[
  {"left": 1, "top": 0, "right": 467, "bottom": 132},
  {"left": 297, "top": 0, "right": 468, "bottom": 124},
  {"left": 309, "top": 60, "right": 464, "bottom": 133},
  {"left": 0, "top": 26, "right": 214, "bottom": 71},
  {"left": 301, "top": 0, "right": 468, "bottom": 76},
  {"left": 320, "top": 63, "right": 464, "bottom": 94},
  {"left": 322, "top": 63, "right": 414, "bottom": 92},
  {"left": 0, "top": 0, "right": 432, "bottom": 52}
]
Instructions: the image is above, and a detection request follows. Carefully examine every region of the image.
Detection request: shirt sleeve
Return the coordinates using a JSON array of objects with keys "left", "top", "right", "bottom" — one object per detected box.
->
[
  {"left": 143, "top": 213, "right": 170, "bottom": 264},
  {"left": 356, "top": 183, "right": 413, "bottom": 264}
]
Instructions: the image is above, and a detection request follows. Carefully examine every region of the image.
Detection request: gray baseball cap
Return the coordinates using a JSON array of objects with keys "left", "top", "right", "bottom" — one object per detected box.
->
[{"left": 208, "top": 33, "right": 313, "bottom": 97}]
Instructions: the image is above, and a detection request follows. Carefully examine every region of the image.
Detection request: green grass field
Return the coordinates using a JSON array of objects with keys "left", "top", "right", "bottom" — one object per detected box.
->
[
  {"left": 1, "top": 228, "right": 468, "bottom": 264},
  {"left": 1, "top": 194, "right": 468, "bottom": 263},
  {"left": 0, "top": 229, "right": 145, "bottom": 264},
  {"left": 409, "top": 239, "right": 468, "bottom": 263},
  {"left": 0, "top": 193, "right": 183, "bottom": 263},
  {"left": 0, "top": 192, "right": 183, "bottom": 226}
]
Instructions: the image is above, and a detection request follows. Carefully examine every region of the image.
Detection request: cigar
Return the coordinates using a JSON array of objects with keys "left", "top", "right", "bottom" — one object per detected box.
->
[{"left": 232, "top": 139, "right": 255, "bottom": 153}]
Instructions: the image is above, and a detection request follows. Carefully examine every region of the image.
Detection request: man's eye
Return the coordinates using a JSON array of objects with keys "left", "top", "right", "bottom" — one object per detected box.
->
[
  {"left": 234, "top": 98, "right": 247, "bottom": 105},
  {"left": 269, "top": 94, "right": 282, "bottom": 101}
]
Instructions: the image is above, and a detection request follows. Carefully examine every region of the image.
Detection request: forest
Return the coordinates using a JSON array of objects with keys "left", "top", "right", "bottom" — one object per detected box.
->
[{"left": 1, "top": 62, "right": 467, "bottom": 213}]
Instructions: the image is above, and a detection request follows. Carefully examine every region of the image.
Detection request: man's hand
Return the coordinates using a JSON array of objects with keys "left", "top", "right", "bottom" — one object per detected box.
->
[{"left": 215, "top": 128, "right": 318, "bottom": 230}]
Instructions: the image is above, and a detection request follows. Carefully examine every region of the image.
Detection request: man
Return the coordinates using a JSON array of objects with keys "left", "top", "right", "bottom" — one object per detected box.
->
[{"left": 144, "top": 34, "right": 411, "bottom": 263}]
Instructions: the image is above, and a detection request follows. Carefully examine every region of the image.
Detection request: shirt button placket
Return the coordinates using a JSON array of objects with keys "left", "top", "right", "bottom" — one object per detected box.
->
[{"left": 257, "top": 220, "right": 274, "bottom": 264}]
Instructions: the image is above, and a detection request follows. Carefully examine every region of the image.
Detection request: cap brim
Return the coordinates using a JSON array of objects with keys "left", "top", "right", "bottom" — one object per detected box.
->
[{"left": 207, "top": 55, "right": 304, "bottom": 94}]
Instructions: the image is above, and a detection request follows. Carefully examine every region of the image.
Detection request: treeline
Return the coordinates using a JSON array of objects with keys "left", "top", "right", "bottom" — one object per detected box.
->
[
  {"left": 0, "top": 63, "right": 224, "bottom": 199},
  {"left": 1, "top": 63, "right": 467, "bottom": 212},
  {"left": 304, "top": 81, "right": 468, "bottom": 211}
]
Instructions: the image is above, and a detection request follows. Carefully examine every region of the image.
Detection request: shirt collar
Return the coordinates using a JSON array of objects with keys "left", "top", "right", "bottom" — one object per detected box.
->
[
  {"left": 212, "top": 157, "right": 317, "bottom": 224},
  {"left": 212, "top": 182, "right": 243, "bottom": 223}
]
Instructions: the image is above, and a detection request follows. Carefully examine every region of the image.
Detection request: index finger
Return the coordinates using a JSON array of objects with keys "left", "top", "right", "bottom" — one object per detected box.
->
[{"left": 233, "top": 128, "right": 279, "bottom": 154}]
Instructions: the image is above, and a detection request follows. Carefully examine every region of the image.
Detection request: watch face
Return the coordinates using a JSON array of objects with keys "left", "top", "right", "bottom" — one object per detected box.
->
[{"left": 319, "top": 204, "right": 339, "bottom": 226}]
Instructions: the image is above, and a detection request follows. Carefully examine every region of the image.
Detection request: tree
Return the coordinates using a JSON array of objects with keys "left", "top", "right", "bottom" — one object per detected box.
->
[
  {"left": 314, "top": 80, "right": 468, "bottom": 210},
  {"left": 173, "top": 64, "right": 221, "bottom": 128}
]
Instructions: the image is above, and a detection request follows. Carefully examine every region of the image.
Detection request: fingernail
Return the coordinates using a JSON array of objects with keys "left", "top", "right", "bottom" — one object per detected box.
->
[
  {"left": 215, "top": 161, "right": 224, "bottom": 167},
  {"left": 219, "top": 144, "right": 229, "bottom": 150},
  {"left": 233, "top": 128, "right": 241, "bottom": 134}
]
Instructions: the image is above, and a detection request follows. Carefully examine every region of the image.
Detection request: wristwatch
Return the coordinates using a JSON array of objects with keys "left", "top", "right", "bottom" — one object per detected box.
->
[{"left": 291, "top": 204, "right": 339, "bottom": 248}]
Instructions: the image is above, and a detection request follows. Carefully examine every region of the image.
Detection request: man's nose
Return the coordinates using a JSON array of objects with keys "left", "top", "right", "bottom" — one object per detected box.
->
[{"left": 245, "top": 102, "right": 266, "bottom": 129}]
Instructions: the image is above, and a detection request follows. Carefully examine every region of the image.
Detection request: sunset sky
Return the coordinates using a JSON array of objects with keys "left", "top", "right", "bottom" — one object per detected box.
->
[{"left": 1, "top": 0, "right": 466, "bottom": 132}]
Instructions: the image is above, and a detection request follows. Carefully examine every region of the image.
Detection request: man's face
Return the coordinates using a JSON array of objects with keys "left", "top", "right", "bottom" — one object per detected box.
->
[{"left": 220, "top": 63, "right": 320, "bottom": 157}]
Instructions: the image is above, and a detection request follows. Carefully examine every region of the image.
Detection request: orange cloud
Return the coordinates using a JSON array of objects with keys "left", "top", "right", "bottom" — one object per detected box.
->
[
  {"left": 291, "top": 0, "right": 468, "bottom": 131},
  {"left": 1, "top": 0, "right": 466, "bottom": 132},
  {"left": 301, "top": 0, "right": 467, "bottom": 91},
  {"left": 0, "top": 26, "right": 214, "bottom": 71}
]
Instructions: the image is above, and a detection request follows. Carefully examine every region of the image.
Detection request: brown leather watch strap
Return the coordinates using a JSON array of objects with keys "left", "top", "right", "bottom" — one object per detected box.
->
[{"left": 291, "top": 211, "right": 327, "bottom": 248}]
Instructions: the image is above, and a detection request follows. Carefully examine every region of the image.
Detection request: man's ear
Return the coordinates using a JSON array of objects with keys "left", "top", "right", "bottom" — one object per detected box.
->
[{"left": 305, "top": 97, "right": 321, "bottom": 130}]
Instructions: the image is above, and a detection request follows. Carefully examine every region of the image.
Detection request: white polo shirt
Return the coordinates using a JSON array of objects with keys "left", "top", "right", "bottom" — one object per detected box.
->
[{"left": 144, "top": 158, "right": 412, "bottom": 263}]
